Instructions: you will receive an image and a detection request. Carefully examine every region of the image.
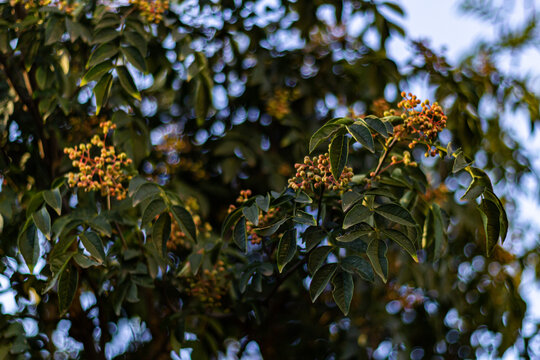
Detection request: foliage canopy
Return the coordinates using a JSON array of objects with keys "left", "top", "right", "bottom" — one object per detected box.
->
[{"left": 0, "top": 0, "right": 538, "bottom": 359}]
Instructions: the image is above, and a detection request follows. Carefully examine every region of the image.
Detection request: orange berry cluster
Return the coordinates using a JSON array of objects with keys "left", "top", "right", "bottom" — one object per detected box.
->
[
  {"left": 64, "top": 121, "right": 133, "bottom": 200},
  {"left": 185, "top": 260, "right": 229, "bottom": 309},
  {"left": 10, "top": 0, "right": 75, "bottom": 13},
  {"left": 288, "top": 153, "right": 353, "bottom": 192},
  {"left": 228, "top": 190, "right": 280, "bottom": 245},
  {"left": 167, "top": 198, "right": 212, "bottom": 251},
  {"left": 129, "top": 0, "right": 169, "bottom": 23},
  {"left": 393, "top": 92, "right": 447, "bottom": 157},
  {"left": 266, "top": 88, "right": 300, "bottom": 120}
]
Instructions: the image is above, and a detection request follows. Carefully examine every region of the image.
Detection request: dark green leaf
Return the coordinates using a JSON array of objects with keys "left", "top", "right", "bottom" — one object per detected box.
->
[
  {"left": 242, "top": 203, "right": 259, "bottom": 226},
  {"left": 58, "top": 265, "right": 78, "bottom": 315},
  {"left": 88, "top": 215, "right": 112, "bottom": 237},
  {"left": 233, "top": 217, "right": 247, "bottom": 253},
  {"left": 367, "top": 239, "right": 388, "bottom": 283},
  {"left": 343, "top": 203, "right": 371, "bottom": 229},
  {"left": 332, "top": 271, "right": 354, "bottom": 315},
  {"left": 309, "top": 123, "right": 342, "bottom": 153},
  {"left": 18, "top": 222, "right": 40, "bottom": 272},
  {"left": 73, "top": 253, "right": 100, "bottom": 268},
  {"left": 255, "top": 195, "right": 270, "bottom": 212},
  {"left": 253, "top": 217, "right": 289, "bottom": 236},
  {"left": 45, "top": 17, "right": 64, "bottom": 46},
  {"left": 347, "top": 122, "right": 374, "bottom": 152},
  {"left": 341, "top": 191, "right": 362, "bottom": 212},
  {"left": 309, "top": 263, "right": 338, "bottom": 302},
  {"left": 382, "top": 229, "right": 418, "bottom": 262},
  {"left": 302, "top": 226, "right": 327, "bottom": 251},
  {"left": 341, "top": 255, "right": 374, "bottom": 282},
  {"left": 364, "top": 115, "right": 388, "bottom": 137},
  {"left": 295, "top": 191, "right": 313, "bottom": 204},
  {"left": 141, "top": 198, "right": 167, "bottom": 226},
  {"left": 87, "top": 43, "right": 118, "bottom": 68},
  {"left": 128, "top": 176, "right": 147, "bottom": 197},
  {"left": 152, "top": 212, "right": 171, "bottom": 258},
  {"left": 308, "top": 246, "right": 332, "bottom": 275},
  {"left": 277, "top": 229, "right": 297, "bottom": 273},
  {"left": 32, "top": 206, "right": 51, "bottom": 240},
  {"left": 121, "top": 46, "right": 147, "bottom": 72},
  {"left": 483, "top": 190, "right": 509, "bottom": 244},
  {"left": 124, "top": 30, "right": 147, "bottom": 55},
  {"left": 116, "top": 65, "right": 141, "bottom": 100},
  {"left": 79, "top": 232, "right": 106, "bottom": 263},
  {"left": 132, "top": 183, "right": 161, "bottom": 206},
  {"left": 329, "top": 133, "right": 349, "bottom": 180},
  {"left": 452, "top": 151, "right": 472, "bottom": 173},
  {"left": 431, "top": 204, "right": 445, "bottom": 261},
  {"left": 91, "top": 27, "right": 119, "bottom": 44},
  {"left": 43, "top": 188, "right": 62, "bottom": 215},
  {"left": 374, "top": 203, "right": 416, "bottom": 226},
  {"left": 336, "top": 222, "right": 373, "bottom": 242},
  {"left": 171, "top": 205, "right": 197, "bottom": 243},
  {"left": 293, "top": 210, "right": 316, "bottom": 226},
  {"left": 478, "top": 198, "right": 500, "bottom": 256},
  {"left": 221, "top": 207, "right": 243, "bottom": 237},
  {"left": 94, "top": 73, "right": 113, "bottom": 115}
]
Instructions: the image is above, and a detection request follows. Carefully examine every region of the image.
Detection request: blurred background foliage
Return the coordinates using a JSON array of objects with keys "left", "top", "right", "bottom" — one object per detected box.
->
[{"left": 0, "top": 0, "right": 539, "bottom": 359}]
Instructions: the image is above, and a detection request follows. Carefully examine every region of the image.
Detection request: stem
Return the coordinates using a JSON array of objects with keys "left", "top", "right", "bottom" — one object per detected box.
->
[
  {"left": 316, "top": 186, "right": 325, "bottom": 226},
  {"left": 115, "top": 221, "right": 128, "bottom": 249},
  {"left": 372, "top": 137, "right": 398, "bottom": 178}
]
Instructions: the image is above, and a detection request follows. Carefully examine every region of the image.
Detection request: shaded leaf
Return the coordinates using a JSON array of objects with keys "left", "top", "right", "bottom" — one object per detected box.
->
[
  {"left": 141, "top": 198, "right": 167, "bottom": 226},
  {"left": 374, "top": 203, "right": 416, "bottom": 226},
  {"left": 152, "top": 213, "right": 171, "bottom": 258},
  {"left": 277, "top": 229, "right": 297, "bottom": 273},
  {"left": 309, "top": 263, "right": 338, "bottom": 302},
  {"left": 79, "top": 232, "right": 106, "bottom": 263},
  {"left": 347, "top": 122, "right": 374, "bottom": 152},
  {"left": 308, "top": 246, "right": 332, "bottom": 275},
  {"left": 332, "top": 271, "right": 354, "bottom": 315},
  {"left": 309, "top": 123, "right": 341, "bottom": 153},
  {"left": 58, "top": 266, "right": 78, "bottom": 315},
  {"left": 122, "top": 46, "right": 147, "bottom": 72},
  {"left": 293, "top": 210, "right": 316, "bottom": 226},
  {"left": 18, "top": 222, "right": 40, "bottom": 272},
  {"left": 94, "top": 73, "right": 113, "bottom": 115},
  {"left": 233, "top": 217, "right": 247, "bottom": 253},
  {"left": 242, "top": 203, "right": 259, "bottom": 226},
  {"left": 478, "top": 198, "right": 500, "bottom": 256},
  {"left": 367, "top": 239, "right": 388, "bottom": 282},
  {"left": 32, "top": 206, "right": 51, "bottom": 240},
  {"left": 364, "top": 115, "right": 388, "bottom": 137},
  {"left": 341, "top": 191, "right": 362, "bottom": 212},
  {"left": 87, "top": 43, "right": 118, "bottom": 68},
  {"left": 341, "top": 255, "right": 374, "bottom": 282},
  {"left": 43, "top": 188, "right": 62, "bottom": 215},
  {"left": 116, "top": 65, "right": 141, "bottom": 100},
  {"left": 329, "top": 133, "right": 349, "bottom": 180},
  {"left": 382, "top": 229, "right": 418, "bottom": 262},
  {"left": 343, "top": 203, "right": 371, "bottom": 229},
  {"left": 171, "top": 205, "right": 197, "bottom": 243}
]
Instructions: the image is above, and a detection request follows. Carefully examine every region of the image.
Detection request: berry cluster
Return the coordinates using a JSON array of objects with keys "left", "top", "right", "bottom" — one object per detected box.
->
[
  {"left": 129, "top": 0, "right": 169, "bottom": 23},
  {"left": 185, "top": 260, "right": 229, "bottom": 309},
  {"left": 64, "top": 121, "right": 132, "bottom": 201},
  {"left": 288, "top": 153, "right": 353, "bottom": 192},
  {"left": 393, "top": 92, "right": 447, "bottom": 157},
  {"left": 167, "top": 197, "right": 212, "bottom": 251},
  {"left": 266, "top": 88, "right": 300, "bottom": 120},
  {"left": 228, "top": 190, "right": 281, "bottom": 245},
  {"left": 10, "top": 0, "right": 75, "bottom": 13}
]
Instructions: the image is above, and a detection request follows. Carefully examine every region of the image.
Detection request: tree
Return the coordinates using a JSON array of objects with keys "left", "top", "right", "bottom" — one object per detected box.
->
[{"left": 0, "top": 0, "right": 537, "bottom": 358}]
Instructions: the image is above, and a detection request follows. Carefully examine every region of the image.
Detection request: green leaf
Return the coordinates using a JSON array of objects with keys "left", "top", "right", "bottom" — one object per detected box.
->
[
  {"left": 295, "top": 191, "right": 313, "bottom": 204},
  {"left": 170, "top": 205, "right": 197, "bottom": 243},
  {"left": 88, "top": 215, "right": 112, "bottom": 237},
  {"left": 221, "top": 207, "right": 243, "bottom": 237},
  {"left": 94, "top": 73, "right": 113, "bottom": 115},
  {"left": 87, "top": 43, "right": 118, "bottom": 68},
  {"left": 309, "top": 123, "right": 342, "bottom": 153},
  {"left": 374, "top": 203, "right": 416, "bottom": 226},
  {"left": 45, "top": 17, "right": 64, "bottom": 46},
  {"left": 233, "top": 217, "right": 247, "bottom": 253},
  {"left": 341, "top": 191, "right": 362, "bottom": 212},
  {"left": 347, "top": 122, "right": 374, "bottom": 152},
  {"left": 255, "top": 195, "right": 270, "bottom": 212},
  {"left": 73, "top": 253, "right": 100, "bottom": 268},
  {"left": 79, "top": 232, "right": 106, "bottom": 263},
  {"left": 32, "top": 206, "right": 51, "bottom": 240},
  {"left": 461, "top": 178, "right": 486, "bottom": 201},
  {"left": 116, "top": 65, "right": 141, "bottom": 100},
  {"left": 364, "top": 115, "right": 388, "bottom": 137},
  {"left": 483, "top": 190, "right": 508, "bottom": 244},
  {"left": 124, "top": 30, "right": 147, "bottom": 56},
  {"left": 382, "top": 229, "right": 418, "bottom": 262},
  {"left": 452, "top": 151, "right": 472, "bottom": 173},
  {"left": 121, "top": 46, "right": 147, "bottom": 72},
  {"left": 302, "top": 226, "right": 327, "bottom": 251},
  {"left": 81, "top": 61, "right": 114, "bottom": 87},
  {"left": 308, "top": 246, "right": 332, "bottom": 275},
  {"left": 153, "top": 212, "right": 171, "bottom": 258},
  {"left": 141, "top": 198, "right": 167, "bottom": 226},
  {"left": 478, "top": 198, "right": 500, "bottom": 256},
  {"left": 43, "top": 188, "right": 62, "bottom": 215},
  {"left": 341, "top": 255, "right": 374, "bottom": 282},
  {"left": 128, "top": 176, "right": 147, "bottom": 197},
  {"left": 91, "top": 27, "right": 119, "bottom": 44},
  {"left": 18, "top": 222, "right": 40, "bottom": 272},
  {"left": 336, "top": 222, "right": 373, "bottom": 242},
  {"left": 132, "top": 183, "right": 161, "bottom": 206},
  {"left": 309, "top": 263, "right": 338, "bottom": 302},
  {"left": 329, "top": 133, "right": 349, "bottom": 180},
  {"left": 253, "top": 217, "right": 289, "bottom": 236},
  {"left": 242, "top": 203, "right": 259, "bottom": 226},
  {"left": 277, "top": 229, "right": 297, "bottom": 273},
  {"left": 332, "top": 271, "right": 354, "bottom": 315},
  {"left": 343, "top": 203, "right": 371, "bottom": 229},
  {"left": 293, "top": 210, "right": 316, "bottom": 226},
  {"left": 367, "top": 239, "right": 388, "bottom": 283},
  {"left": 58, "top": 265, "right": 78, "bottom": 316}
]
